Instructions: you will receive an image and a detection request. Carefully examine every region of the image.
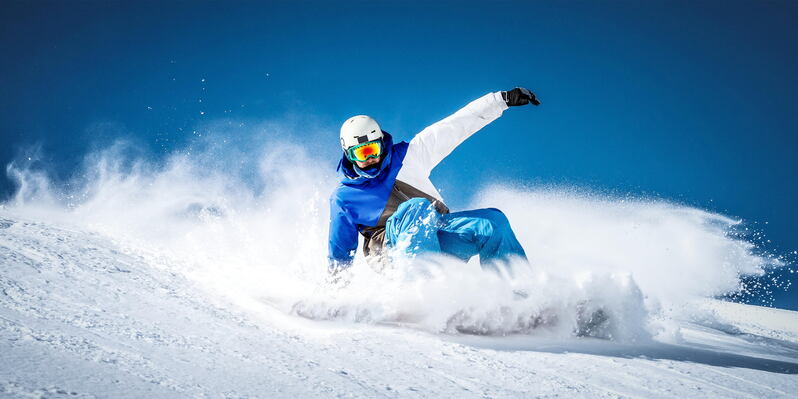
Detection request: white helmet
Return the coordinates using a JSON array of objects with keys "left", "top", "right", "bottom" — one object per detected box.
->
[{"left": 340, "top": 115, "right": 383, "bottom": 151}]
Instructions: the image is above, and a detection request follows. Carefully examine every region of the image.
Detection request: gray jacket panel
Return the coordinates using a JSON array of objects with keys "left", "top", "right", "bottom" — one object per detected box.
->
[{"left": 360, "top": 179, "right": 449, "bottom": 258}]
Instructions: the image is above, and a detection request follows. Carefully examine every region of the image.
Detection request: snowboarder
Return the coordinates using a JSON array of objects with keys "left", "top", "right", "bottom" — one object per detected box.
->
[{"left": 329, "top": 88, "right": 540, "bottom": 273}]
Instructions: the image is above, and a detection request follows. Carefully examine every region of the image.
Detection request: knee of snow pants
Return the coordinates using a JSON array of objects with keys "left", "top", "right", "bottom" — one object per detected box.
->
[
  {"left": 438, "top": 207, "right": 528, "bottom": 268},
  {"left": 385, "top": 199, "right": 527, "bottom": 269},
  {"left": 385, "top": 197, "right": 442, "bottom": 256}
]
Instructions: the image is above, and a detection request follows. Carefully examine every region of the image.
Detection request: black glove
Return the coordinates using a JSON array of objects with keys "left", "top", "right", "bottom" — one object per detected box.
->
[{"left": 502, "top": 87, "right": 540, "bottom": 106}]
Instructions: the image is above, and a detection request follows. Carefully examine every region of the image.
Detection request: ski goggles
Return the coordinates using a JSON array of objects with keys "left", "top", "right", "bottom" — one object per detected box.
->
[{"left": 346, "top": 140, "right": 383, "bottom": 163}]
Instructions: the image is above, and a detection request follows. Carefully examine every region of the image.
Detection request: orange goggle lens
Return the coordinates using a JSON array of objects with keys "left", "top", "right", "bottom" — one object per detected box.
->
[{"left": 347, "top": 140, "right": 382, "bottom": 162}]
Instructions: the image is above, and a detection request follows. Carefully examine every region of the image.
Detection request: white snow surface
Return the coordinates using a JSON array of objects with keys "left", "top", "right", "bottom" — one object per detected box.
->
[
  {"left": 1, "top": 213, "right": 797, "bottom": 398},
  {"left": 1, "top": 141, "right": 796, "bottom": 398}
]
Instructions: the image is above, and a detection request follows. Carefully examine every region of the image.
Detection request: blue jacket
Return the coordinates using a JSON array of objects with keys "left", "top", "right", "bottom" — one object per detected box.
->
[{"left": 328, "top": 132, "right": 409, "bottom": 266}]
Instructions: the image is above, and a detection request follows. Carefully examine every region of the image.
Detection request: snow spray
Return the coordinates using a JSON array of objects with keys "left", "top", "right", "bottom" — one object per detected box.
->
[{"left": 1, "top": 124, "right": 779, "bottom": 341}]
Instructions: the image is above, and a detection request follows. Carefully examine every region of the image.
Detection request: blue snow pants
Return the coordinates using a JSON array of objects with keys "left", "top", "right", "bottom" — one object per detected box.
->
[{"left": 384, "top": 197, "right": 528, "bottom": 268}]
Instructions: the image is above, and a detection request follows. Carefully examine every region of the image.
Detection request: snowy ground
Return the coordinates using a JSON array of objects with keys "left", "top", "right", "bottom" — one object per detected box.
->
[{"left": 2, "top": 213, "right": 797, "bottom": 399}]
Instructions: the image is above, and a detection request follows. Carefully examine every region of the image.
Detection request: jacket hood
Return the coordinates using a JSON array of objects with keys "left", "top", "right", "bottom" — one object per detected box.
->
[{"left": 337, "top": 131, "right": 395, "bottom": 185}]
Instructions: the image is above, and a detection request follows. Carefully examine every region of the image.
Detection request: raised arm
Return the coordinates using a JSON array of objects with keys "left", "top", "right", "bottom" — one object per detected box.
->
[
  {"left": 401, "top": 92, "right": 507, "bottom": 176},
  {"left": 401, "top": 88, "right": 540, "bottom": 177}
]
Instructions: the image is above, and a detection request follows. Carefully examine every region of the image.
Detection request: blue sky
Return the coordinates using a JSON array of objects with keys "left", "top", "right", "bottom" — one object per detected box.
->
[{"left": 1, "top": 1, "right": 796, "bottom": 308}]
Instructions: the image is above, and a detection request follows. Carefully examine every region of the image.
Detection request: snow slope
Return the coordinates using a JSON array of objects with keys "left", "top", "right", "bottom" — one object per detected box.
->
[
  {"left": 2, "top": 213, "right": 797, "bottom": 399},
  {"left": 1, "top": 139, "right": 795, "bottom": 398}
]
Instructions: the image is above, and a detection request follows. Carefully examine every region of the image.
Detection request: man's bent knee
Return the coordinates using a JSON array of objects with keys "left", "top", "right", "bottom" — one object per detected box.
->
[
  {"left": 396, "top": 197, "right": 436, "bottom": 217},
  {"left": 482, "top": 208, "right": 511, "bottom": 225}
]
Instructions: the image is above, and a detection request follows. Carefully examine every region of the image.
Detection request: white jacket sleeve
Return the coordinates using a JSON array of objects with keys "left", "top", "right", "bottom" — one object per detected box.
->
[{"left": 401, "top": 92, "right": 509, "bottom": 176}]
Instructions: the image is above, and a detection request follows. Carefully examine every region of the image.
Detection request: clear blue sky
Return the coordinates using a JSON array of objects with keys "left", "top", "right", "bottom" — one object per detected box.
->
[{"left": 1, "top": 1, "right": 796, "bottom": 308}]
